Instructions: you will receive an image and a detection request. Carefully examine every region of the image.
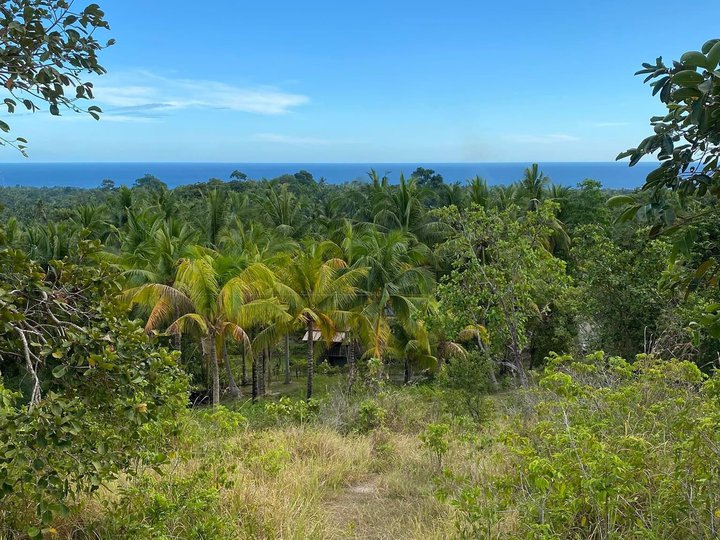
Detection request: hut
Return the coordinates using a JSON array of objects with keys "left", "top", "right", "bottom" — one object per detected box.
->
[{"left": 302, "top": 331, "right": 349, "bottom": 367}]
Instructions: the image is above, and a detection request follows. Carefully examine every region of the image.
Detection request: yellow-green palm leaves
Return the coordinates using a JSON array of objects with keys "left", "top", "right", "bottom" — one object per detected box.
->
[
  {"left": 278, "top": 241, "right": 367, "bottom": 399},
  {"left": 130, "top": 252, "right": 288, "bottom": 405}
]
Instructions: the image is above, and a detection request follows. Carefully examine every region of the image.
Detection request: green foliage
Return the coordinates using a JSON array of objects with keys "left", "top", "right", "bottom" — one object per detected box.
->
[
  {"left": 619, "top": 38, "right": 720, "bottom": 198},
  {"left": 420, "top": 422, "right": 450, "bottom": 471},
  {"left": 571, "top": 224, "right": 674, "bottom": 357},
  {"left": 0, "top": 243, "right": 188, "bottom": 533},
  {"left": 435, "top": 201, "right": 571, "bottom": 384},
  {"left": 354, "top": 398, "right": 387, "bottom": 433},
  {"left": 265, "top": 396, "right": 321, "bottom": 425},
  {"left": 446, "top": 352, "right": 720, "bottom": 539},
  {"left": 437, "top": 351, "right": 495, "bottom": 423},
  {"left": 0, "top": 1, "right": 113, "bottom": 153},
  {"left": 93, "top": 469, "right": 236, "bottom": 540}
]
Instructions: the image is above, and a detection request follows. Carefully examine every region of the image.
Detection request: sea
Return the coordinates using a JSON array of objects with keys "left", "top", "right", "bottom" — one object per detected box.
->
[{"left": 0, "top": 162, "right": 657, "bottom": 190}]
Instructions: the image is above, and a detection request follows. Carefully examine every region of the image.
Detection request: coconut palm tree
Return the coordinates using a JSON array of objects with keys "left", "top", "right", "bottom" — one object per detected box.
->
[
  {"left": 130, "top": 253, "right": 288, "bottom": 405},
  {"left": 467, "top": 176, "right": 490, "bottom": 208},
  {"left": 439, "top": 182, "right": 466, "bottom": 209},
  {"left": 256, "top": 183, "right": 305, "bottom": 237},
  {"left": 277, "top": 241, "right": 367, "bottom": 399},
  {"left": 351, "top": 230, "right": 435, "bottom": 378},
  {"left": 519, "top": 163, "right": 550, "bottom": 209},
  {"left": 492, "top": 184, "right": 521, "bottom": 210},
  {"left": 204, "top": 188, "right": 228, "bottom": 249}
]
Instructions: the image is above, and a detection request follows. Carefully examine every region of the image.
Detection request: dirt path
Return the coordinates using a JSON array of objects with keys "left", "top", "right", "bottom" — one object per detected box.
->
[{"left": 322, "top": 475, "right": 444, "bottom": 540}]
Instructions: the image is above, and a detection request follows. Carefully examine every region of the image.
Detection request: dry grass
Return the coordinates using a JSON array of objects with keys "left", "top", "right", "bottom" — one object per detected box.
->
[{"left": 49, "top": 387, "right": 504, "bottom": 539}]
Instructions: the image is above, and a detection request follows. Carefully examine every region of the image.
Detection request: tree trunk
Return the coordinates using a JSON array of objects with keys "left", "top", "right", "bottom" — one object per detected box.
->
[
  {"left": 347, "top": 338, "right": 357, "bottom": 391},
  {"left": 266, "top": 346, "right": 272, "bottom": 386},
  {"left": 251, "top": 350, "right": 258, "bottom": 403},
  {"left": 223, "top": 339, "right": 241, "bottom": 398},
  {"left": 258, "top": 345, "right": 265, "bottom": 397},
  {"left": 241, "top": 346, "right": 248, "bottom": 386},
  {"left": 306, "top": 320, "right": 314, "bottom": 400},
  {"left": 174, "top": 331, "right": 182, "bottom": 351},
  {"left": 205, "top": 336, "right": 220, "bottom": 406},
  {"left": 284, "top": 333, "right": 291, "bottom": 384},
  {"left": 403, "top": 357, "right": 410, "bottom": 385}
]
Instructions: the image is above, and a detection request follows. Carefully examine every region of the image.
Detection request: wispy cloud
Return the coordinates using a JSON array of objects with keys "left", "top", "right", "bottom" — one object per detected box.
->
[
  {"left": 503, "top": 133, "right": 581, "bottom": 144},
  {"left": 251, "top": 133, "right": 335, "bottom": 145},
  {"left": 94, "top": 72, "right": 309, "bottom": 119}
]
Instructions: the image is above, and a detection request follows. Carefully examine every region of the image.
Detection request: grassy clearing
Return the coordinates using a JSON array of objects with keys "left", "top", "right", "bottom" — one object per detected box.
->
[{"left": 48, "top": 377, "right": 493, "bottom": 539}]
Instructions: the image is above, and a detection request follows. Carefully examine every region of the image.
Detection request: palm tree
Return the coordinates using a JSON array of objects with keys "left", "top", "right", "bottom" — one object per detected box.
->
[
  {"left": 439, "top": 182, "right": 466, "bottom": 209},
  {"left": 278, "top": 241, "right": 367, "bottom": 399},
  {"left": 492, "top": 184, "right": 520, "bottom": 210},
  {"left": 519, "top": 163, "right": 550, "bottom": 208},
  {"left": 467, "top": 176, "right": 490, "bottom": 208},
  {"left": 115, "top": 211, "right": 197, "bottom": 293},
  {"left": 256, "top": 184, "right": 305, "bottom": 237},
  {"left": 130, "top": 254, "right": 288, "bottom": 405},
  {"left": 389, "top": 319, "right": 435, "bottom": 384},
  {"left": 70, "top": 203, "right": 111, "bottom": 241},
  {"left": 204, "top": 188, "right": 228, "bottom": 248},
  {"left": 351, "top": 230, "right": 434, "bottom": 379}
]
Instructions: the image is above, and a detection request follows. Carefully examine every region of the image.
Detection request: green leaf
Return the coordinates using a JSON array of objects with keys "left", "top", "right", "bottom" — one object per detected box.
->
[
  {"left": 706, "top": 41, "right": 720, "bottom": 71},
  {"left": 672, "top": 87, "right": 702, "bottom": 100},
  {"left": 672, "top": 70, "right": 704, "bottom": 87},
  {"left": 615, "top": 205, "right": 642, "bottom": 224},
  {"left": 702, "top": 39, "right": 720, "bottom": 54},
  {"left": 606, "top": 195, "right": 635, "bottom": 208},
  {"left": 680, "top": 51, "right": 707, "bottom": 69},
  {"left": 52, "top": 365, "right": 67, "bottom": 378},
  {"left": 695, "top": 259, "right": 715, "bottom": 278},
  {"left": 27, "top": 528, "right": 40, "bottom": 538}
]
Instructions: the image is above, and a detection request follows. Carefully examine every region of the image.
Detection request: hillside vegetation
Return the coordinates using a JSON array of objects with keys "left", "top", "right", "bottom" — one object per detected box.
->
[{"left": 2, "top": 33, "right": 720, "bottom": 539}]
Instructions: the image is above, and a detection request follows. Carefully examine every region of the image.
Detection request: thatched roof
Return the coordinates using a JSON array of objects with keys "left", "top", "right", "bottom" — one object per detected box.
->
[{"left": 301, "top": 331, "right": 346, "bottom": 343}]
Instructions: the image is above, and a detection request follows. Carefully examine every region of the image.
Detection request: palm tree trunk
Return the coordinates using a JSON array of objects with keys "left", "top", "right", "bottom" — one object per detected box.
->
[
  {"left": 258, "top": 346, "right": 265, "bottom": 397},
  {"left": 241, "top": 346, "right": 248, "bottom": 386},
  {"left": 206, "top": 337, "right": 220, "bottom": 406},
  {"left": 306, "top": 321, "right": 314, "bottom": 400},
  {"left": 347, "top": 337, "right": 356, "bottom": 391},
  {"left": 223, "top": 339, "right": 241, "bottom": 398},
  {"left": 266, "top": 346, "right": 272, "bottom": 386},
  {"left": 174, "top": 331, "right": 182, "bottom": 351},
  {"left": 284, "top": 333, "right": 291, "bottom": 384},
  {"left": 403, "top": 357, "right": 410, "bottom": 385},
  {"left": 251, "top": 350, "right": 258, "bottom": 403}
]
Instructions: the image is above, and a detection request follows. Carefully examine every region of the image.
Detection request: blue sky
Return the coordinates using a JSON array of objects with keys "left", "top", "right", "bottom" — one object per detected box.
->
[{"left": 5, "top": 0, "right": 720, "bottom": 162}]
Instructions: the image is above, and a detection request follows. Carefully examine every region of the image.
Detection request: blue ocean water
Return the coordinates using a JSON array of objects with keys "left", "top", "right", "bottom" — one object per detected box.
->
[{"left": 0, "top": 162, "right": 657, "bottom": 189}]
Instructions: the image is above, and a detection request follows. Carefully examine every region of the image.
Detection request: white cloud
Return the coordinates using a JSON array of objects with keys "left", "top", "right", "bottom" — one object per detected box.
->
[
  {"left": 503, "top": 133, "right": 581, "bottom": 144},
  {"left": 94, "top": 71, "right": 309, "bottom": 118},
  {"left": 251, "top": 133, "right": 335, "bottom": 145}
]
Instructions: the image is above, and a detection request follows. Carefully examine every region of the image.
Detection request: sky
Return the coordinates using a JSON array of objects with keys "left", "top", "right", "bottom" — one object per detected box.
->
[{"left": 4, "top": 0, "right": 720, "bottom": 163}]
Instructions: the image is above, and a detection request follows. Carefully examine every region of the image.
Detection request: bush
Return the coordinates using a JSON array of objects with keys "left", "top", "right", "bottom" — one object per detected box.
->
[
  {"left": 0, "top": 246, "right": 188, "bottom": 534},
  {"left": 265, "top": 396, "right": 320, "bottom": 426},
  {"left": 445, "top": 351, "right": 720, "bottom": 539},
  {"left": 354, "top": 399, "right": 387, "bottom": 433},
  {"left": 91, "top": 469, "right": 236, "bottom": 540},
  {"left": 438, "top": 351, "right": 495, "bottom": 423}
]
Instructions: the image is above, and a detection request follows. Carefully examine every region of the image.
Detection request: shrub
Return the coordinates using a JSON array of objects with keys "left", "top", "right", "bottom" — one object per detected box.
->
[
  {"left": 446, "top": 351, "right": 720, "bottom": 539},
  {"left": 420, "top": 423, "right": 451, "bottom": 471},
  {"left": 438, "top": 351, "right": 495, "bottom": 423},
  {"left": 0, "top": 245, "right": 188, "bottom": 535},
  {"left": 354, "top": 399, "right": 387, "bottom": 433},
  {"left": 265, "top": 396, "right": 320, "bottom": 426}
]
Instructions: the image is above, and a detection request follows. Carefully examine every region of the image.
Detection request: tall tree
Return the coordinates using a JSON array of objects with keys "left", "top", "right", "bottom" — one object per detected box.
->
[
  {"left": 278, "top": 241, "right": 367, "bottom": 399},
  {"left": 130, "top": 254, "right": 287, "bottom": 405}
]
